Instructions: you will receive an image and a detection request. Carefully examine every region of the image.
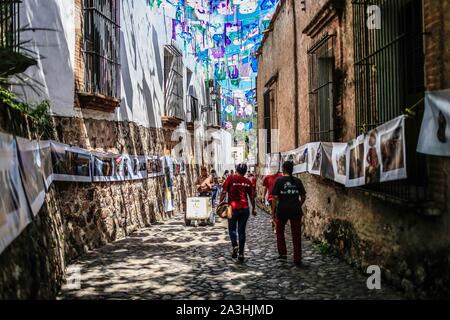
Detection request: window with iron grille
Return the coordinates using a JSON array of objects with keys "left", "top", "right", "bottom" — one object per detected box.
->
[
  {"left": 263, "top": 89, "right": 271, "bottom": 154},
  {"left": 206, "top": 84, "right": 220, "bottom": 126},
  {"left": 189, "top": 95, "right": 198, "bottom": 122},
  {"left": 353, "top": 0, "right": 427, "bottom": 202},
  {"left": 0, "top": 0, "right": 20, "bottom": 51},
  {"left": 164, "top": 45, "right": 184, "bottom": 119},
  {"left": 308, "top": 33, "right": 336, "bottom": 142},
  {"left": 83, "top": 0, "right": 120, "bottom": 99},
  {"left": 207, "top": 99, "right": 219, "bottom": 126}
]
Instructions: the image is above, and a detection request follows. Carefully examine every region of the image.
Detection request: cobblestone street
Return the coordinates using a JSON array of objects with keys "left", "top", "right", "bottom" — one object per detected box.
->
[{"left": 59, "top": 210, "right": 403, "bottom": 300}]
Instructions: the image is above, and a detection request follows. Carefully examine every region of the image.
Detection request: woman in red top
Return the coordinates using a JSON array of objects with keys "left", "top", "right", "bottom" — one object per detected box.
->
[{"left": 220, "top": 163, "right": 256, "bottom": 262}]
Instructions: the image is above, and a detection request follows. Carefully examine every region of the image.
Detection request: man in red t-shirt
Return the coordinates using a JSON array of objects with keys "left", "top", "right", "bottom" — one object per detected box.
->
[
  {"left": 246, "top": 171, "right": 257, "bottom": 201},
  {"left": 263, "top": 170, "right": 282, "bottom": 232},
  {"left": 220, "top": 163, "right": 255, "bottom": 262}
]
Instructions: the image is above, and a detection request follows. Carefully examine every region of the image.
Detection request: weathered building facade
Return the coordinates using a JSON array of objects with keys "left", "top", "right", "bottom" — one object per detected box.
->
[
  {"left": 0, "top": 0, "right": 231, "bottom": 298},
  {"left": 257, "top": 0, "right": 450, "bottom": 298}
]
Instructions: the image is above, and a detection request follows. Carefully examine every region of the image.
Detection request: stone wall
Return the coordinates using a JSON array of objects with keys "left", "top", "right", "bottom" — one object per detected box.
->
[
  {"left": 0, "top": 106, "right": 197, "bottom": 299},
  {"left": 299, "top": 173, "right": 450, "bottom": 298}
]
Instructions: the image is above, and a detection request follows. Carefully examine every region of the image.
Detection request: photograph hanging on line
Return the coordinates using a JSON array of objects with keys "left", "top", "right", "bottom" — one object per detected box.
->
[
  {"left": 308, "top": 143, "right": 322, "bottom": 176},
  {"left": 173, "top": 158, "right": 181, "bottom": 176},
  {"left": 320, "top": 142, "right": 335, "bottom": 181},
  {"left": 147, "top": 156, "right": 164, "bottom": 177},
  {"left": 16, "top": 137, "right": 46, "bottom": 217},
  {"left": 349, "top": 143, "right": 364, "bottom": 179},
  {"left": 164, "top": 156, "right": 175, "bottom": 182},
  {"left": 180, "top": 159, "right": 187, "bottom": 175},
  {"left": 346, "top": 135, "right": 365, "bottom": 187},
  {"left": 39, "top": 141, "right": 53, "bottom": 190},
  {"left": 281, "top": 145, "right": 308, "bottom": 174},
  {"left": 364, "top": 128, "right": 382, "bottom": 185},
  {"left": 50, "top": 142, "right": 92, "bottom": 183},
  {"left": 265, "top": 152, "right": 281, "bottom": 175},
  {"left": 92, "top": 152, "right": 120, "bottom": 182},
  {"left": 417, "top": 89, "right": 450, "bottom": 156},
  {"left": 114, "top": 155, "right": 132, "bottom": 180},
  {"left": 0, "top": 133, "right": 32, "bottom": 255},
  {"left": 331, "top": 143, "right": 347, "bottom": 185},
  {"left": 129, "top": 155, "right": 148, "bottom": 180},
  {"left": 163, "top": 156, "right": 174, "bottom": 212},
  {"left": 379, "top": 115, "right": 407, "bottom": 182}
]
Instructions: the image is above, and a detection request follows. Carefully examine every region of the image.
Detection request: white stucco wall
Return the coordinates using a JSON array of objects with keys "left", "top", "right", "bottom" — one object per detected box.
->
[
  {"left": 15, "top": 0, "right": 208, "bottom": 129},
  {"left": 15, "top": 0, "right": 75, "bottom": 117}
]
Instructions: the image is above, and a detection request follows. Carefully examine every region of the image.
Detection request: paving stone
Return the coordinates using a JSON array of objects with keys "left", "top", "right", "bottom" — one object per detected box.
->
[{"left": 58, "top": 209, "right": 403, "bottom": 300}]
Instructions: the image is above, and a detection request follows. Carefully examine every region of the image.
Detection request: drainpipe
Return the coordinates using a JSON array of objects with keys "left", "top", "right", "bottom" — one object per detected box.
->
[{"left": 291, "top": 0, "right": 300, "bottom": 147}]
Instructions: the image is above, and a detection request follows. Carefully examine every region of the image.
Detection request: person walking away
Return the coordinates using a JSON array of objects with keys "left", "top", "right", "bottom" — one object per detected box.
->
[
  {"left": 220, "top": 163, "right": 256, "bottom": 262},
  {"left": 271, "top": 161, "right": 306, "bottom": 266},
  {"left": 250, "top": 172, "right": 257, "bottom": 194},
  {"left": 263, "top": 169, "right": 282, "bottom": 232},
  {"left": 247, "top": 171, "right": 257, "bottom": 205}
]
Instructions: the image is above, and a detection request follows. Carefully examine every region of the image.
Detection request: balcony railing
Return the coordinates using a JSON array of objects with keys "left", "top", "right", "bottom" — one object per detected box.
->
[{"left": 0, "top": 0, "right": 20, "bottom": 50}]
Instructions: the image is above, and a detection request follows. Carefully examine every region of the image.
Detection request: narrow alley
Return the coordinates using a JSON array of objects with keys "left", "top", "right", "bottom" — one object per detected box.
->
[
  {"left": 1, "top": 0, "right": 450, "bottom": 305},
  {"left": 59, "top": 210, "right": 400, "bottom": 300}
]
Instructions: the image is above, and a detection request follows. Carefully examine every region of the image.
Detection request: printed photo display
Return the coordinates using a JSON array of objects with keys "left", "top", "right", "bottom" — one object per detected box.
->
[
  {"left": 173, "top": 158, "right": 181, "bottom": 176},
  {"left": 164, "top": 156, "right": 175, "bottom": 182},
  {"left": 50, "top": 142, "right": 92, "bottom": 182},
  {"left": 114, "top": 155, "right": 134, "bottom": 180},
  {"left": 265, "top": 152, "right": 281, "bottom": 175},
  {"left": 282, "top": 145, "right": 308, "bottom": 174},
  {"left": 320, "top": 142, "right": 335, "bottom": 181},
  {"left": 147, "top": 156, "right": 164, "bottom": 177},
  {"left": 92, "top": 152, "right": 120, "bottom": 182},
  {"left": 129, "top": 155, "right": 148, "bottom": 180},
  {"left": 39, "top": 141, "right": 53, "bottom": 190},
  {"left": 364, "top": 128, "right": 382, "bottom": 185},
  {"left": 180, "top": 159, "right": 187, "bottom": 175},
  {"left": 0, "top": 133, "right": 32, "bottom": 255},
  {"left": 16, "top": 137, "right": 46, "bottom": 217},
  {"left": 273, "top": 116, "right": 407, "bottom": 187},
  {"left": 417, "top": 89, "right": 450, "bottom": 156},
  {"left": 0, "top": 111, "right": 411, "bottom": 255},
  {"left": 163, "top": 156, "right": 175, "bottom": 212},
  {"left": 378, "top": 115, "right": 407, "bottom": 182},
  {"left": 346, "top": 135, "right": 365, "bottom": 187},
  {"left": 331, "top": 143, "right": 347, "bottom": 185},
  {"left": 173, "top": 158, "right": 187, "bottom": 176},
  {"left": 308, "top": 142, "right": 322, "bottom": 176}
]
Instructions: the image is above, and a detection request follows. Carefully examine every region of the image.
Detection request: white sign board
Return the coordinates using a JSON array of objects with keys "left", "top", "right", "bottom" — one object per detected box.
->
[{"left": 186, "top": 197, "right": 212, "bottom": 220}]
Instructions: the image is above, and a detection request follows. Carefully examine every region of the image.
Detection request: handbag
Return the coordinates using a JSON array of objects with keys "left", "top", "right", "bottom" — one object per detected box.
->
[{"left": 217, "top": 201, "right": 233, "bottom": 219}]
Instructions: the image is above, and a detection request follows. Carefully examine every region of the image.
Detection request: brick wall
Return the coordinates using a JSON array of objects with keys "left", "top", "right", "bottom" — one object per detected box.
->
[
  {"left": 423, "top": 0, "right": 450, "bottom": 210},
  {"left": 74, "top": 0, "right": 84, "bottom": 103},
  {"left": 423, "top": 0, "right": 450, "bottom": 91},
  {"left": 257, "top": 0, "right": 450, "bottom": 298},
  {"left": 257, "top": 0, "right": 297, "bottom": 155}
]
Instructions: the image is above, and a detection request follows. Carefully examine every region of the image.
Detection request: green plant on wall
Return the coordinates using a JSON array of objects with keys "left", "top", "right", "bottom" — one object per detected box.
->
[
  {"left": 1, "top": 7, "right": 54, "bottom": 137},
  {"left": 0, "top": 87, "right": 53, "bottom": 138}
]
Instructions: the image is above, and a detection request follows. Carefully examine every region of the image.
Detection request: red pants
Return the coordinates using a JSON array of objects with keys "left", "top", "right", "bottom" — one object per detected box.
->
[{"left": 275, "top": 216, "right": 302, "bottom": 263}]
